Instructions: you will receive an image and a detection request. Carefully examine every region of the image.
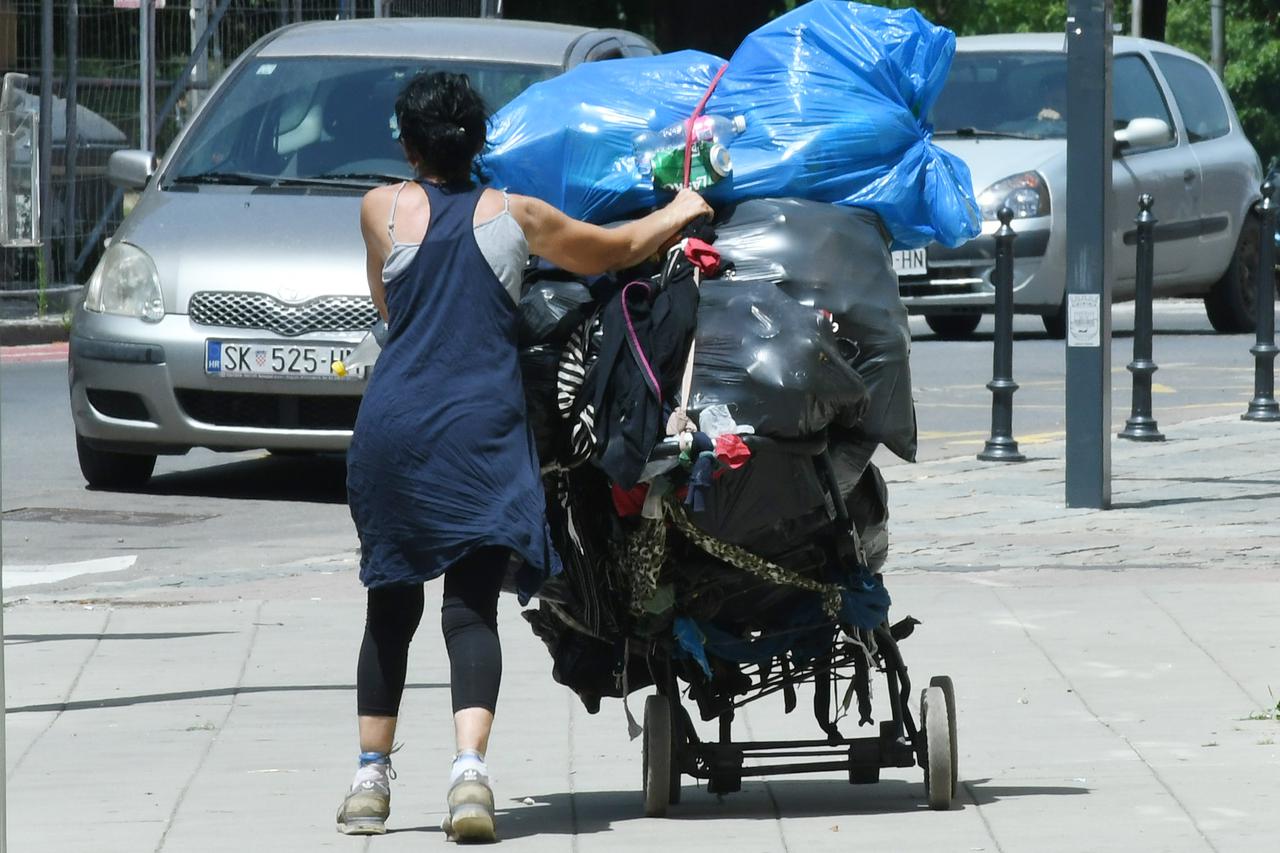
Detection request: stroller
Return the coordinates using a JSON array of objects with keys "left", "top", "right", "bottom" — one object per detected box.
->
[{"left": 519, "top": 199, "right": 957, "bottom": 814}]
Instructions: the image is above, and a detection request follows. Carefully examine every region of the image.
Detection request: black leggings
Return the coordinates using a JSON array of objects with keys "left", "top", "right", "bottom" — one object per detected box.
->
[{"left": 356, "top": 547, "right": 508, "bottom": 717}]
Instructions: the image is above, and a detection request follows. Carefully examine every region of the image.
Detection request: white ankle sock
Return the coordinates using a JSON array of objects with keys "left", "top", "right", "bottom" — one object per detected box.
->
[
  {"left": 351, "top": 761, "right": 390, "bottom": 791},
  {"left": 450, "top": 750, "right": 487, "bottom": 785}
]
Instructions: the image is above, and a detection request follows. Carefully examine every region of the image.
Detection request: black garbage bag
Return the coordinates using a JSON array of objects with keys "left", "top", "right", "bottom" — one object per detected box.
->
[
  {"left": 517, "top": 277, "right": 595, "bottom": 348},
  {"left": 845, "top": 462, "right": 890, "bottom": 573},
  {"left": 688, "top": 280, "right": 868, "bottom": 439},
  {"left": 686, "top": 445, "right": 829, "bottom": 550},
  {"left": 712, "top": 198, "right": 917, "bottom": 462},
  {"left": 826, "top": 429, "right": 877, "bottom": 494},
  {"left": 519, "top": 344, "right": 561, "bottom": 464}
]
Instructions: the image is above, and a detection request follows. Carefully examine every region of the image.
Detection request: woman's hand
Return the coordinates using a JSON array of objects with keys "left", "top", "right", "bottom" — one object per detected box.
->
[{"left": 667, "top": 187, "right": 714, "bottom": 230}]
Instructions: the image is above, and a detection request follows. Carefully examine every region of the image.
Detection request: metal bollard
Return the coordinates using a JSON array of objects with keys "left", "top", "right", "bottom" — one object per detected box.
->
[
  {"left": 978, "top": 207, "right": 1026, "bottom": 462},
  {"left": 1242, "top": 180, "right": 1279, "bottom": 421},
  {"left": 1120, "top": 194, "right": 1165, "bottom": 440}
]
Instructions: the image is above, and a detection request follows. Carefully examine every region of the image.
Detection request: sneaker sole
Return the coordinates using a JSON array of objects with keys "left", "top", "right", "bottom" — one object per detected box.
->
[
  {"left": 336, "top": 818, "right": 387, "bottom": 836},
  {"left": 444, "top": 804, "right": 496, "bottom": 843}
]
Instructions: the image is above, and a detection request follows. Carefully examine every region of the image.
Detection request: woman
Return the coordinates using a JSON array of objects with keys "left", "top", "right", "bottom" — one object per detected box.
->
[{"left": 337, "top": 71, "right": 711, "bottom": 842}]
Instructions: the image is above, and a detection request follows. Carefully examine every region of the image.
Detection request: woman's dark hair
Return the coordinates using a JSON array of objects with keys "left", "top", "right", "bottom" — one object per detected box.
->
[{"left": 394, "top": 71, "right": 489, "bottom": 184}]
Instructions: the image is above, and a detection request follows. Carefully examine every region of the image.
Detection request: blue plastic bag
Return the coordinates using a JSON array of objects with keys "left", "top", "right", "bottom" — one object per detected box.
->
[{"left": 483, "top": 1, "right": 980, "bottom": 248}]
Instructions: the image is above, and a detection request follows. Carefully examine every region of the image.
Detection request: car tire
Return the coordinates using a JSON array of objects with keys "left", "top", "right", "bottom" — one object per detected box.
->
[
  {"left": 76, "top": 432, "right": 157, "bottom": 489},
  {"left": 1042, "top": 298, "right": 1067, "bottom": 339},
  {"left": 924, "top": 313, "right": 982, "bottom": 339},
  {"left": 1204, "top": 214, "right": 1259, "bottom": 334}
]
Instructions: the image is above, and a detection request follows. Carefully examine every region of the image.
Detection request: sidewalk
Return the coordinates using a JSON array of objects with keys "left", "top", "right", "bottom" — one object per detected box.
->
[{"left": 4, "top": 415, "right": 1279, "bottom": 852}]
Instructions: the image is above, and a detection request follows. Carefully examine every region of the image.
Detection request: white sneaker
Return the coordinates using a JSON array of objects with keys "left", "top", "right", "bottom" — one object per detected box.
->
[{"left": 335, "top": 759, "right": 393, "bottom": 835}]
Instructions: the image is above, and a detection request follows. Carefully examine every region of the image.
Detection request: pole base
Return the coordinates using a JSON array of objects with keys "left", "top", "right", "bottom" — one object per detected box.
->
[
  {"left": 1241, "top": 398, "right": 1280, "bottom": 421},
  {"left": 978, "top": 437, "right": 1026, "bottom": 462},
  {"left": 1118, "top": 417, "right": 1165, "bottom": 441}
]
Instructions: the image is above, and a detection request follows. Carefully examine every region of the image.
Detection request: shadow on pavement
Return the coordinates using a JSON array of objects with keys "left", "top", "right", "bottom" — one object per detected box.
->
[
  {"left": 962, "top": 777, "right": 1089, "bottom": 805},
  {"left": 4, "top": 631, "right": 234, "bottom": 644},
  {"left": 389, "top": 776, "right": 1088, "bottom": 839},
  {"left": 125, "top": 453, "right": 349, "bottom": 504},
  {"left": 1111, "top": 488, "right": 1280, "bottom": 510},
  {"left": 6, "top": 681, "right": 446, "bottom": 714}
]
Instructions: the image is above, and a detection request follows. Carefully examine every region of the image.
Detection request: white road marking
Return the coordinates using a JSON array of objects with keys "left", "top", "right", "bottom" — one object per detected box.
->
[{"left": 3, "top": 555, "right": 139, "bottom": 592}]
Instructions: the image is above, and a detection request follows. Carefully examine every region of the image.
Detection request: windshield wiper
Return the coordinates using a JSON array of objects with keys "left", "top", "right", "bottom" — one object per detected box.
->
[
  {"left": 313, "top": 171, "right": 411, "bottom": 184},
  {"left": 934, "top": 127, "right": 1046, "bottom": 141},
  {"left": 170, "top": 170, "right": 278, "bottom": 186}
]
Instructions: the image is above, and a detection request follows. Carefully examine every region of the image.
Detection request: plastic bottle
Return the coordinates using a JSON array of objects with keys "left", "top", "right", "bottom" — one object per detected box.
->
[
  {"left": 653, "top": 114, "right": 747, "bottom": 148},
  {"left": 331, "top": 320, "right": 386, "bottom": 377},
  {"left": 634, "top": 114, "right": 746, "bottom": 170}
]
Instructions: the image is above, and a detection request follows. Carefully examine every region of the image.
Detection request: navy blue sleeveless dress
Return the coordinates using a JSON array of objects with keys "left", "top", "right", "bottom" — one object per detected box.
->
[{"left": 346, "top": 181, "right": 561, "bottom": 602}]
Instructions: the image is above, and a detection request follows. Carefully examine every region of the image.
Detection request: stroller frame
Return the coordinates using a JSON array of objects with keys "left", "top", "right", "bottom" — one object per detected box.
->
[
  {"left": 638, "top": 622, "right": 958, "bottom": 815},
  {"left": 626, "top": 443, "right": 957, "bottom": 815}
]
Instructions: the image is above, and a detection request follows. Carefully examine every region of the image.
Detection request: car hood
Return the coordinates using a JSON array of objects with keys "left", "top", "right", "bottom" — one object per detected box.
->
[
  {"left": 932, "top": 136, "right": 1064, "bottom": 196},
  {"left": 113, "top": 187, "right": 368, "bottom": 314}
]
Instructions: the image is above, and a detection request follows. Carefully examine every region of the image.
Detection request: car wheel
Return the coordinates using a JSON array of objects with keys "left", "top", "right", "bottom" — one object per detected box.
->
[
  {"left": 924, "top": 313, "right": 982, "bottom": 339},
  {"left": 1042, "top": 297, "right": 1067, "bottom": 339},
  {"left": 1204, "top": 214, "right": 1259, "bottom": 334},
  {"left": 76, "top": 432, "right": 157, "bottom": 489}
]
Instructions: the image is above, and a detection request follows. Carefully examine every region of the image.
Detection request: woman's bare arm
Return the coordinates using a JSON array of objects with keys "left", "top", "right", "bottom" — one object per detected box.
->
[
  {"left": 511, "top": 188, "right": 712, "bottom": 276},
  {"left": 359, "top": 189, "right": 393, "bottom": 322}
]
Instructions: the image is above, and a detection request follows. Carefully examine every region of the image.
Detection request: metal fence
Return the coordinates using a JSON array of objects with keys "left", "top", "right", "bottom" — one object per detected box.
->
[{"left": 0, "top": 0, "right": 498, "bottom": 305}]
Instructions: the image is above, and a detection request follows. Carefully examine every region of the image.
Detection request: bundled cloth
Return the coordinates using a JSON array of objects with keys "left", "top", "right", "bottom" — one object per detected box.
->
[{"left": 485, "top": 0, "right": 980, "bottom": 249}]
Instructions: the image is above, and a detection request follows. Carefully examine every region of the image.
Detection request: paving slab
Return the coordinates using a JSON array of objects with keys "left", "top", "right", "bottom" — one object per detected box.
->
[{"left": 5, "top": 415, "right": 1280, "bottom": 852}]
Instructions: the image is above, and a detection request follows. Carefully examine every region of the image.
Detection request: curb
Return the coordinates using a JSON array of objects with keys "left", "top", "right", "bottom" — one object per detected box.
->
[{"left": 0, "top": 319, "right": 71, "bottom": 347}]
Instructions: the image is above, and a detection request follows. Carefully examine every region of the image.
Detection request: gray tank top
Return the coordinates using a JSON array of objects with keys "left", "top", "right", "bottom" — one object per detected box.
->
[{"left": 382, "top": 183, "right": 528, "bottom": 304}]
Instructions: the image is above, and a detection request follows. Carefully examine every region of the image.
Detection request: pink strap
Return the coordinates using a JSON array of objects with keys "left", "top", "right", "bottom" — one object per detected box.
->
[
  {"left": 683, "top": 63, "right": 730, "bottom": 189},
  {"left": 620, "top": 280, "right": 662, "bottom": 398}
]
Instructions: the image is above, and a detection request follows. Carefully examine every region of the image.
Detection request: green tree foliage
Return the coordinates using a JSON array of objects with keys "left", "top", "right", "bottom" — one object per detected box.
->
[
  {"left": 880, "top": 0, "right": 1278, "bottom": 168},
  {"left": 1166, "top": 0, "right": 1280, "bottom": 169}
]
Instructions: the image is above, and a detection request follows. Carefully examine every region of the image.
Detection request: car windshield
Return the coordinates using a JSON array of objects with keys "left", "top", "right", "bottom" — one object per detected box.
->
[
  {"left": 930, "top": 51, "right": 1068, "bottom": 140},
  {"left": 167, "top": 57, "right": 556, "bottom": 184}
]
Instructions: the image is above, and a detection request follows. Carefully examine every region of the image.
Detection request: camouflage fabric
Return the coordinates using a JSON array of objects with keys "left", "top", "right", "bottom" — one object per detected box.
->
[{"left": 614, "top": 516, "right": 668, "bottom": 616}]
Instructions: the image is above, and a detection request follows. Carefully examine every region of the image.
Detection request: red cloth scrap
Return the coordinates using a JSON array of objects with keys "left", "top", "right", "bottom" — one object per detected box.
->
[
  {"left": 714, "top": 433, "right": 752, "bottom": 469},
  {"left": 611, "top": 482, "right": 650, "bottom": 517}
]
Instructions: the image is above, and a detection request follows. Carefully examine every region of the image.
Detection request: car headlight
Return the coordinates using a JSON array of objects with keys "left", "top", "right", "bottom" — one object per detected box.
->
[
  {"left": 977, "top": 171, "right": 1050, "bottom": 221},
  {"left": 84, "top": 242, "right": 164, "bottom": 322}
]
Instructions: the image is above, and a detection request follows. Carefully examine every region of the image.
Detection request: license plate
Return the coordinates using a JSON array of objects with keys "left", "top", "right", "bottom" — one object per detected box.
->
[
  {"left": 891, "top": 248, "right": 928, "bottom": 278},
  {"left": 205, "top": 340, "right": 363, "bottom": 380}
]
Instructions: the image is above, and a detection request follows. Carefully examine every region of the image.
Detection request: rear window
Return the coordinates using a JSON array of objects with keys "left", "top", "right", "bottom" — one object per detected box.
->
[{"left": 1153, "top": 53, "right": 1231, "bottom": 143}]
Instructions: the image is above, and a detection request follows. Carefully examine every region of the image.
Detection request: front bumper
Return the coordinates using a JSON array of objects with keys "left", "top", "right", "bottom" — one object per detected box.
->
[
  {"left": 899, "top": 218, "right": 1059, "bottom": 315},
  {"left": 69, "top": 307, "right": 367, "bottom": 454}
]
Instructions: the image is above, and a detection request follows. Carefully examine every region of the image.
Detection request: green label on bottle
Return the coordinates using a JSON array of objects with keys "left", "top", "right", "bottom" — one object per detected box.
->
[{"left": 651, "top": 141, "right": 727, "bottom": 192}]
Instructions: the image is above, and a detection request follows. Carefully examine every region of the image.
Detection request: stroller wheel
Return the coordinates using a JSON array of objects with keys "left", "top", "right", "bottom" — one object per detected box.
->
[
  {"left": 643, "top": 694, "right": 673, "bottom": 816},
  {"left": 929, "top": 675, "right": 958, "bottom": 799},
  {"left": 921, "top": 685, "right": 955, "bottom": 810}
]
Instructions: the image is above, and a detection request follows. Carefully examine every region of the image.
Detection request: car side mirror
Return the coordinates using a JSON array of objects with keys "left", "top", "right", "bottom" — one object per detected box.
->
[
  {"left": 107, "top": 149, "right": 156, "bottom": 190},
  {"left": 1113, "top": 117, "right": 1172, "bottom": 155}
]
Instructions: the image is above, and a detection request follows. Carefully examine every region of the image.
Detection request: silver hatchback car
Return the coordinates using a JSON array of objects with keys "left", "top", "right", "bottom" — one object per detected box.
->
[
  {"left": 901, "top": 34, "right": 1263, "bottom": 339},
  {"left": 68, "top": 17, "right": 656, "bottom": 488}
]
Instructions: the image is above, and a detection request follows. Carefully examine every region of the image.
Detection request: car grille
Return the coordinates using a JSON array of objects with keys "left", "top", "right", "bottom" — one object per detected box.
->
[
  {"left": 176, "top": 389, "right": 361, "bottom": 431},
  {"left": 188, "top": 291, "right": 378, "bottom": 337}
]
